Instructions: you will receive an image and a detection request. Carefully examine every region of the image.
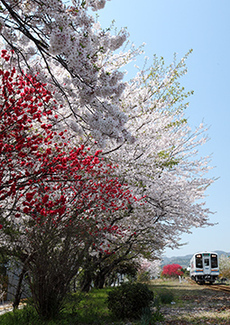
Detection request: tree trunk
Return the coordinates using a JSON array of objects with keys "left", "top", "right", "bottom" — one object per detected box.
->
[
  {"left": 80, "top": 270, "right": 92, "bottom": 292},
  {"left": 94, "top": 272, "right": 106, "bottom": 289},
  {"left": 13, "top": 267, "right": 26, "bottom": 310}
]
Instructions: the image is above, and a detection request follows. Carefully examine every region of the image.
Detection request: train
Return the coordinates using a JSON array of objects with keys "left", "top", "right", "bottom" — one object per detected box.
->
[{"left": 190, "top": 251, "right": 219, "bottom": 284}]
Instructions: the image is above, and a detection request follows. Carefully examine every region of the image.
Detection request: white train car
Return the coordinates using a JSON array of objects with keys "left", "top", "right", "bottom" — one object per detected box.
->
[{"left": 190, "top": 252, "right": 219, "bottom": 284}]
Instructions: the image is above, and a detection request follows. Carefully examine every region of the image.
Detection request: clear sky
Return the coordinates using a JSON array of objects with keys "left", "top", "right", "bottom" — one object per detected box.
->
[{"left": 97, "top": 0, "right": 230, "bottom": 257}]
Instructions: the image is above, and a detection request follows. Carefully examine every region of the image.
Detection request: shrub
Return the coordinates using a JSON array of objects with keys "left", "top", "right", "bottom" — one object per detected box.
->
[
  {"left": 158, "top": 290, "right": 174, "bottom": 304},
  {"left": 140, "top": 305, "right": 164, "bottom": 325},
  {"left": 161, "top": 264, "right": 183, "bottom": 278},
  {"left": 137, "top": 271, "right": 151, "bottom": 283},
  {"left": 107, "top": 282, "right": 154, "bottom": 320}
]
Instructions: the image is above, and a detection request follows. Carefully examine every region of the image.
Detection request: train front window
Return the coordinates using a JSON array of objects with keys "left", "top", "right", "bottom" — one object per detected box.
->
[
  {"left": 211, "top": 254, "right": 218, "bottom": 268},
  {"left": 195, "top": 254, "right": 203, "bottom": 268},
  {"left": 204, "top": 258, "right": 209, "bottom": 266}
]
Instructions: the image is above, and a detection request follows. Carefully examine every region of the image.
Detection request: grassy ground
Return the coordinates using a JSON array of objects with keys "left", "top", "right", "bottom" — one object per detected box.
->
[
  {"left": 0, "top": 288, "right": 115, "bottom": 325},
  {"left": 0, "top": 286, "right": 163, "bottom": 325},
  {"left": 0, "top": 279, "right": 229, "bottom": 324},
  {"left": 150, "top": 279, "right": 230, "bottom": 324}
]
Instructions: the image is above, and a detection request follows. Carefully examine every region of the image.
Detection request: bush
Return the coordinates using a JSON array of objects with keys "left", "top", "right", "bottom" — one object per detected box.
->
[
  {"left": 140, "top": 305, "right": 164, "bottom": 325},
  {"left": 107, "top": 282, "right": 154, "bottom": 320},
  {"left": 158, "top": 290, "right": 174, "bottom": 304},
  {"left": 137, "top": 271, "right": 151, "bottom": 283},
  {"left": 161, "top": 264, "right": 183, "bottom": 278}
]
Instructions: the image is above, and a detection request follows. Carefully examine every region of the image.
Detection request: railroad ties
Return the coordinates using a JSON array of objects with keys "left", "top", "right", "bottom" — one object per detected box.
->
[{"left": 204, "top": 284, "right": 230, "bottom": 294}]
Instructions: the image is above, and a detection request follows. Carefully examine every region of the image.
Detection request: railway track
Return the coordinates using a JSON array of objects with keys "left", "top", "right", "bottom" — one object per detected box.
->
[
  {"left": 189, "top": 279, "right": 230, "bottom": 293},
  {"left": 204, "top": 284, "right": 230, "bottom": 293}
]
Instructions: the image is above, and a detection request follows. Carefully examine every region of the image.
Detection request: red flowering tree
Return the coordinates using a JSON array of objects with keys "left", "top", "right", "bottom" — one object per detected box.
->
[
  {"left": 161, "top": 264, "right": 183, "bottom": 278},
  {"left": 0, "top": 51, "right": 139, "bottom": 319}
]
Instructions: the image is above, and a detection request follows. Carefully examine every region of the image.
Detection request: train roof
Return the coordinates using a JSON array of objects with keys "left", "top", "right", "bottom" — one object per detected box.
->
[{"left": 191, "top": 251, "right": 218, "bottom": 257}]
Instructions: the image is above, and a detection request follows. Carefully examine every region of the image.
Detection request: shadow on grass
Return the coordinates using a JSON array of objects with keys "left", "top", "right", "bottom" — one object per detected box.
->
[{"left": 0, "top": 288, "right": 116, "bottom": 325}]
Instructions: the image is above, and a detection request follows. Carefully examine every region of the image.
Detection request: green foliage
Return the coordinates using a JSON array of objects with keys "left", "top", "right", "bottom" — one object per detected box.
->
[
  {"left": 63, "top": 291, "right": 86, "bottom": 314},
  {"left": 107, "top": 282, "right": 154, "bottom": 320},
  {"left": 156, "top": 150, "right": 179, "bottom": 168},
  {"left": 0, "top": 306, "right": 44, "bottom": 325},
  {"left": 137, "top": 271, "right": 151, "bottom": 283},
  {"left": 140, "top": 305, "right": 164, "bottom": 325},
  {"left": 181, "top": 268, "right": 190, "bottom": 277},
  {"left": 143, "top": 50, "right": 194, "bottom": 114},
  {"left": 165, "top": 118, "right": 187, "bottom": 129},
  {"left": 0, "top": 286, "right": 165, "bottom": 324},
  {"left": 0, "top": 289, "right": 112, "bottom": 324},
  {"left": 65, "top": 288, "right": 112, "bottom": 323},
  {"left": 157, "top": 290, "right": 175, "bottom": 304}
]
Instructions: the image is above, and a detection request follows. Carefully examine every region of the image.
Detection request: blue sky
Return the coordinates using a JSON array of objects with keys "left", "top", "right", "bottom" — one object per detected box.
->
[{"left": 97, "top": 0, "right": 230, "bottom": 257}]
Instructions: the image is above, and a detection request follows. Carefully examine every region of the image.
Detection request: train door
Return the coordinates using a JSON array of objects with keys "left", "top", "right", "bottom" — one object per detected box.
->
[{"left": 203, "top": 253, "right": 211, "bottom": 275}]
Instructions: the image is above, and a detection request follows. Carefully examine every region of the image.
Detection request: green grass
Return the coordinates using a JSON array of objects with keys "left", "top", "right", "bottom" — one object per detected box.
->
[
  {"left": 149, "top": 279, "right": 207, "bottom": 306},
  {"left": 64, "top": 288, "right": 114, "bottom": 324},
  {"left": 148, "top": 279, "right": 230, "bottom": 324},
  {"left": 0, "top": 286, "right": 164, "bottom": 325},
  {"left": 0, "top": 288, "right": 114, "bottom": 325}
]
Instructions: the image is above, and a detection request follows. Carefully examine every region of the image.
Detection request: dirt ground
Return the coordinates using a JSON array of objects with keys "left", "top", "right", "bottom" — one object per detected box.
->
[{"left": 151, "top": 279, "right": 230, "bottom": 324}]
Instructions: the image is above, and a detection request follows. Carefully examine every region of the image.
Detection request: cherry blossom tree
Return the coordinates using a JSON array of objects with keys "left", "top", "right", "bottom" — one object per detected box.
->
[
  {"left": 0, "top": 0, "right": 215, "bottom": 245},
  {"left": 0, "top": 0, "right": 141, "bottom": 146},
  {"left": 219, "top": 255, "right": 230, "bottom": 280},
  {"left": 138, "top": 258, "right": 161, "bottom": 280},
  {"left": 104, "top": 52, "right": 215, "bottom": 255},
  {"left": 0, "top": 0, "right": 216, "bottom": 303},
  {"left": 62, "top": 54, "right": 215, "bottom": 292}
]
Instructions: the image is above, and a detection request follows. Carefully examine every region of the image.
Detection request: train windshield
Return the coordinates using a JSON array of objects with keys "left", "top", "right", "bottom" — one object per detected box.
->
[
  {"left": 195, "top": 254, "right": 203, "bottom": 268},
  {"left": 211, "top": 254, "right": 218, "bottom": 268},
  {"left": 204, "top": 258, "right": 209, "bottom": 266}
]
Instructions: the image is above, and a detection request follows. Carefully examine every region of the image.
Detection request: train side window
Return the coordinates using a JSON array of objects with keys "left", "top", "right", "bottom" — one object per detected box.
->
[
  {"left": 195, "top": 254, "right": 203, "bottom": 268},
  {"left": 211, "top": 255, "right": 218, "bottom": 268}
]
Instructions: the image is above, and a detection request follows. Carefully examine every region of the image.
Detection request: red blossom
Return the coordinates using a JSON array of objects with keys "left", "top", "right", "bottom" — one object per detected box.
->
[
  {"left": 0, "top": 51, "right": 142, "bottom": 248},
  {"left": 162, "top": 264, "right": 183, "bottom": 277}
]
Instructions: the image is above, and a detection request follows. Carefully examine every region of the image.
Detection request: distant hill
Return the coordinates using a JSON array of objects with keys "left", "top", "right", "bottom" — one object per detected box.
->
[
  {"left": 161, "top": 255, "right": 192, "bottom": 268},
  {"left": 161, "top": 250, "right": 230, "bottom": 268}
]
